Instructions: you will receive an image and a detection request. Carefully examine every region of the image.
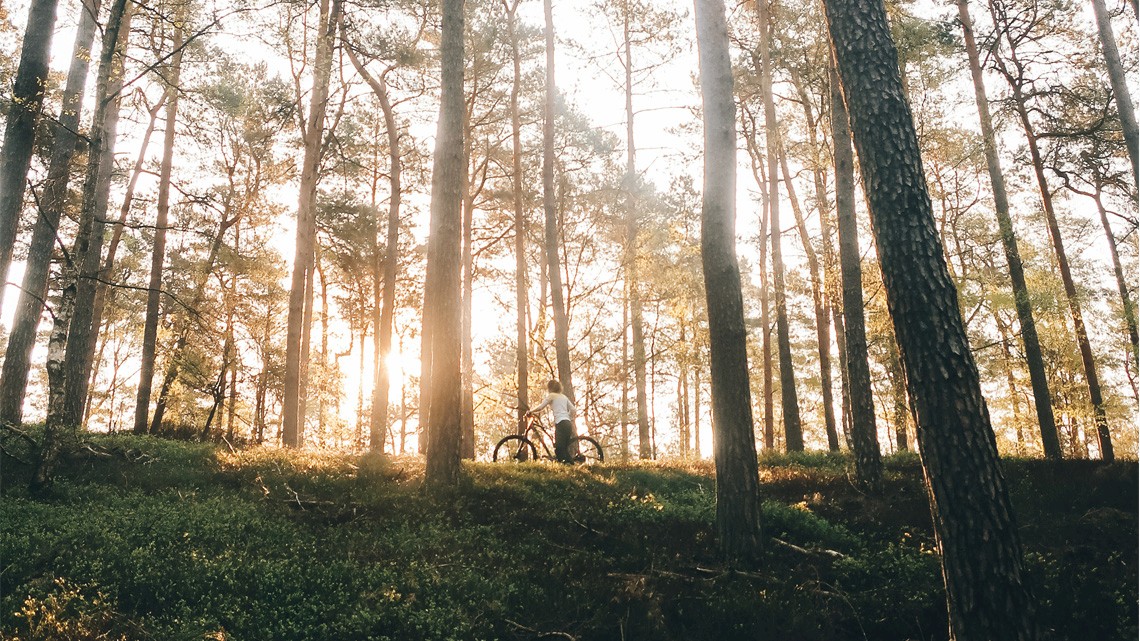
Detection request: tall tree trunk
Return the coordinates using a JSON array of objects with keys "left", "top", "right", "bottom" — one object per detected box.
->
[
  {"left": 694, "top": 0, "right": 763, "bottom": 565},
  {"left": 59, "top": 0, "right": 133, "bottom": 427},
  {"left": 824, "top": 1, "right": 1039, "bottom": 638},
  {"left": 0, "top": 0, "right": 101, "bottom": 427},
  {"left": 343, "top": 44, "right": 403, "bottom": 454},
  {"left": 621, "top": 284, "right": 631, "bottom": 460},
  {"left": 0, "top": 0, "right": 61, "bottom": 302},
  {"left": 957, "top": 0, "right": 1061, "bottom": 458},
  {"left": 991, "top": 8, "right": 1113, "bottom": 461},
  {"left": 460, "top": 169, "right": 475, "bottom": 459},
  {"left": 297, "top": 250, "right": 317, "bottom": 440},
  {"left": 779, "top": 140, "right": 839, "bottom": 451},
  {"left": 282, "top": 0, "right": 340, "bottom": 448},
  {"left": 791, "top": 71, "right": 849, "bottom": 449},
  {"left": 423, "top": 0, "right": 465, "bottom": 486},
  {"left": 149, "top": 214, "right": 237, "bottom": 433},
  {"left": 742, "top": 108, "right": 774, "bottom": 450},
  {"left": 1090, "top": 0, "right": 1138, "bottom": 186},
  {"left": 886, "top": 332, "right": 910, "bottom": 452},
  {"left": 506, "top": 0, "right": 529, "bottom": 436},
  {"left": 542, "top": 0, "right": 574, "bottom": 402},
  {"left": 693, "top": 362, "right": 701, "bottom": 458},
  {"left": 31, "top": 281, "right": 75, "bottom": 492},
  {"left": 621, "top": 5, "right": 652, "bottom": 459},
  {"left": 134, "top": 18, "right": 185, "bottom": 434},
  {"left": 829, "top": 64, "right": 882, "bottom": 490},
  {"left": 1090, "top": 186, "right": 1138, "bottom": 366},
  {"left": 755, "top": 0, "right": 802, "bottom": 451}
]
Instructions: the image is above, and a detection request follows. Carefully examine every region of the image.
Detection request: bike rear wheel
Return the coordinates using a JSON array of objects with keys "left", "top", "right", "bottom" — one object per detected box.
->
[
  {"left": 569, "top": 436, "right": 604, "bottom": 464},
  {"left": 493, "top": 435, "right": 538, "bottom": 462}
]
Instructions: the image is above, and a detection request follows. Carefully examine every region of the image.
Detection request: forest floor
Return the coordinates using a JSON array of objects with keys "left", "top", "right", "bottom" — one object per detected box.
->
[{"left": 0, "top": 433, "right": 1136, "bottom": 641}]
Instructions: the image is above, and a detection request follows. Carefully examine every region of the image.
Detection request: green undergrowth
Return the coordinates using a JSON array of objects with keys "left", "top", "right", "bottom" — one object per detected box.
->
[{"left": 1, "top": 434, "right": 1135, "bottom": 640}]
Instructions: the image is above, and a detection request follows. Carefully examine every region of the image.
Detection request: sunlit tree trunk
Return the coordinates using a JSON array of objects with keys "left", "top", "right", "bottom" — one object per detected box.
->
[
  {"left": 1090, "top": 0, "right": 1138, "bottom": 186},
  {"left": 741, "top": 108, "right": 774, "bottom": 450},
  {"left": 621, "top": 286, "right": 631, "bottom": 460},
  {"left": 460, "top": 160, "right": 475, "bottom": 459},
  {"left": 694, "top": 0, "right": 763, "bottom": 565},
  {"left": 1090, "top": 186, "right": 1138, "bottom": 367},
  {"left": 956, "top": 0, "right": 1060, "bottom": 458},
  {"left": 149, "top": 215, "right": 236, "bottom": 433},
  {"left": 990, "top": 2, "right": 1113, "bottom": 461},
  {"left": 423, "top": 0, "right": 465, "bottom": 486},
  {"left": 282, "top": 0, "right": 340, "bottom": 447},
  {"left": 790, "top": 72, "right": 845, "bottom": 451},
  {"left": 134, "top": 16, "right": 185, "bottom": 434},
  {"left": 0, "top": 0, "right": 61, "bottom": 303},
  {"left": 343, "top": 42, "right": 404, "bottom": 453},
  {"left": 542, "top": 0, "right": 574, "bottom": 402},
  {"left": 31, "top": 281, "right": 75, "bottom": 492},
  {"left": 0, "top": 0, "right": 101, "bottom": 427},
  {"left": 693, "top": 363, "right": 701, "bottom": 458},
  {"left": 824, "top": 1, "right": 1039, "bottom": 637},
  {"left": 504, "top": 0, "right": 529, "bottom": 436},
  {"left": 779, "top": 141, "right": 839, "bottom": 451},
  {"left": 829, "top": 64, "right": 882, "bottom": 490},
  {"left": 754, "top": 0, "right": 801, "bottom": 451},
  {"left": 620, "top": 5, "right": 652, "bottom": 459},
  {"left": 58, "top": 0, "right": 133, "bottom": 427}
]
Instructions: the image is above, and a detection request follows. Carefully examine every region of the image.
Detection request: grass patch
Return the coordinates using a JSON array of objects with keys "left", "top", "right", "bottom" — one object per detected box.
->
[{"left": 2, "top": 436, "right": 1134, "bottom": 640}]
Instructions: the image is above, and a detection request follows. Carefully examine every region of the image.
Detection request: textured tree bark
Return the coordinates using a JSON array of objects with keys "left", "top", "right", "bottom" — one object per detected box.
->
[
  {"left": 32, "top": 281, "right": 75, "bottom": 492},
  {"left": 956, "top": 0, "right": 1060, "bottom": 459},
  {"left": 59, "top": 0, "right": 133, "bottom": 428},
  {"left": 1090, "top": 0, "right": 1138, "bottom": 186},
  {"left": 694, "top": 0, "right": 763, "bottom": 565},
  {"left": 824, "top": 0, "right": 1039, "bottom": 638},
  {"left": 0, "top": 0, "right": 61, "bottom": 304},
  {"left": 0, "top": 0, "right": 101, "bottom": 428},
  {"left": 990, "top": 4, "right": 1113, "bottom": 461},
  {"left": 829, "top": 63, "right": 882, "bottom": 491},
  {"left": 282, "top": 0, "right": 340, "bottom": 447},
  {"left": 755, "top": 0, "right": 802, "bottom": 451},
  {"left": 423, "top": 0, "right": 465, "bottom": 486},
  {"left": 134, "top": 16, "right": 185, "bottom": 434}
]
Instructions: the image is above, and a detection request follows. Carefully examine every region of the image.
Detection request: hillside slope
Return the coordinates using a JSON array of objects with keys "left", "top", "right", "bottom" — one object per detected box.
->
[{"left": 1, "top": 435, "right": 1135, "bottom": 640}]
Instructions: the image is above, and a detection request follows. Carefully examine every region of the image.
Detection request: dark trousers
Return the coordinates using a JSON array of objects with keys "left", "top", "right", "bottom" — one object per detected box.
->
[{"left": 555, "top": 420, "right": 573, "bottom": 463}]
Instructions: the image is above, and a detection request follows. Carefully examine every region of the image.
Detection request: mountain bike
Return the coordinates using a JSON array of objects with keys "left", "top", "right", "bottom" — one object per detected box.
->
[{"left": 492, "top": 413, "right": 604, "bottom": 464}]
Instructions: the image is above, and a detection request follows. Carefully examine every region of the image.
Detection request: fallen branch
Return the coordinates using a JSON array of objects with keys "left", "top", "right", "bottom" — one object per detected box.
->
[
  {"left": 772, "top": 537, "right": 847, "bottom": 560},
  {"left": 0, "top": 440, "right": 31, "bottom": 465},
  {"left": 1, "top": 423, "right": 40, "bottom": 448},
  {"left": 505, "top": 618, "right": 578, "bottom": 640}
]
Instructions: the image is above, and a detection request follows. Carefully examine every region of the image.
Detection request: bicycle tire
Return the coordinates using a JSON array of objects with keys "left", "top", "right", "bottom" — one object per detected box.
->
[
  {"left": 569, "top": 436, "right": 604, "bottom": 464},
  {"left": 493, "top": 435, "right": 538, "bottom": 462}
]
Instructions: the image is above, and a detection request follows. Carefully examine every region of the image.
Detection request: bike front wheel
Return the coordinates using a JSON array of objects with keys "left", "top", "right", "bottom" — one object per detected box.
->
[
  {"left": 493, "top": 435, "right": 538, "bottom": 463},
  {"left": 569, "top": 436, "right": 604, "bottom": 464}
]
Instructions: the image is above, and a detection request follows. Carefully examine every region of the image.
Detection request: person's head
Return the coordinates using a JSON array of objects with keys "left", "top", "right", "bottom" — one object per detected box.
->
[{"left": 547, "top": 380, "right": 562, "bottom": 394}]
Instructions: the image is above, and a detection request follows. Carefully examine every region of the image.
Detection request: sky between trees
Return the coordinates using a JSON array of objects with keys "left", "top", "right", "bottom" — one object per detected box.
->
[{"left": 0, "top": 0, "right": 1135, "bottom": 459}]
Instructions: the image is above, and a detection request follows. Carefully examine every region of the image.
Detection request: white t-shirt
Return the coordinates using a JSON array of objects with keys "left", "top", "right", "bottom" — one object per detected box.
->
[{"left": 534, "top": 392, "right": 575, "bottom": 424}]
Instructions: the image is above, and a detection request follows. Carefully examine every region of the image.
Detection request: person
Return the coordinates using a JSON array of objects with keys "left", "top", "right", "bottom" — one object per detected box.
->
[{"left": 527, "top": 380, "right": 576, "bottom": 463}]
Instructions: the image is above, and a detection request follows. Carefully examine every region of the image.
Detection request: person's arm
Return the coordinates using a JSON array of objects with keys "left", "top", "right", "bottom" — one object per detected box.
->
[
  {"left": 529, "top": 394, "right": 552, "bottom": 414},
  {"left": 568, "top": 399, "right": 577, "bottom": 419}
]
